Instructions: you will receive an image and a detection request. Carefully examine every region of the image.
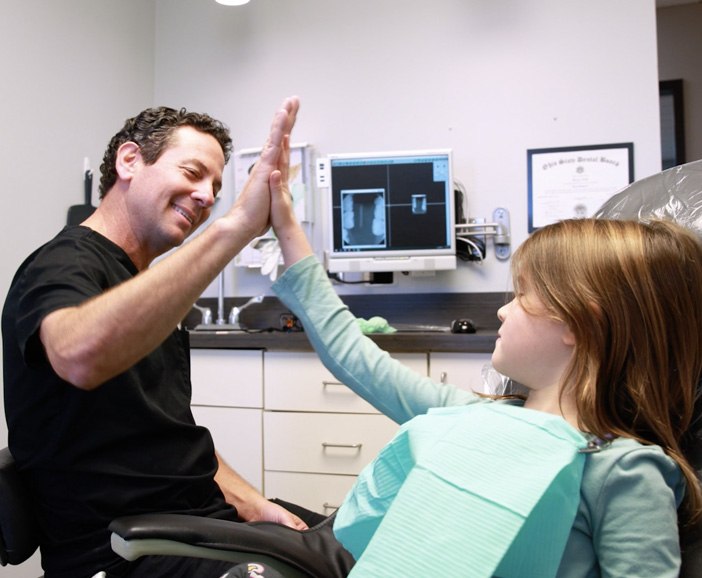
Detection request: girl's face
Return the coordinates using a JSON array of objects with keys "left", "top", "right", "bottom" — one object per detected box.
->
[{"left": 492, "top": 287, "right": 576, "bottom": 396}]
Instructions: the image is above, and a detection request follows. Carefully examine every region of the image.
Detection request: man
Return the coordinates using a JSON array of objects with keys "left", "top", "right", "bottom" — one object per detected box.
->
[{"left": 2, "top": 97, "right": 310, "bottom": 577}]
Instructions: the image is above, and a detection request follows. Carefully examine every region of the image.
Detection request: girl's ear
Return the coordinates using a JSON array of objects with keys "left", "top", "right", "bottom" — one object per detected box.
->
[
  {"left": 115, "top": 142, "right": 141, "bottom": 181},
  {"left": 562, "top": 325, "right": 577, "bottom": 347}
]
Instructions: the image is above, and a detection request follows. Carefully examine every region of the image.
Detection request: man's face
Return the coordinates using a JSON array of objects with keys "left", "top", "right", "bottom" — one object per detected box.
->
[{"left": 125, "top": 126, "right": 225, "bottom": 257}]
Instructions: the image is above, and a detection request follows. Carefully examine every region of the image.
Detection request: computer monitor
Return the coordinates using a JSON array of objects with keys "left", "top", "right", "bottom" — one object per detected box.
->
[{"left": 324, "top": 149, "right": 456, "bottom": 273}]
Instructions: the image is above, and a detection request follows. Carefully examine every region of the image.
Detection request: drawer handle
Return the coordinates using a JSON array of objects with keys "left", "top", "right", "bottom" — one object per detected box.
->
[
  {"left": 322, "top": 442, "right": 363, "bottom": 450},
  {"left": 323, "top": 502, "right": 341, "bottom": 512},
  {"left": 322, "top": 380, "right": 347, "bottom": 388}
]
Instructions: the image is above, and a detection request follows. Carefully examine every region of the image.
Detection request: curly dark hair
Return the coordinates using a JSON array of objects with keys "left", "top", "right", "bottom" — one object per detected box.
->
[{"left": 98, "top": 107, "right": 233, "bottom": 199}]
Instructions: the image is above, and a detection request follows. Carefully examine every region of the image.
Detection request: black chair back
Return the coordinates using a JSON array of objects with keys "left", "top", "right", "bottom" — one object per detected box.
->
[
  {"left": 680, "top": 418, "right": 702, "bottom": 578},
  {"left": 0, "top": 447, "right": 40, "bottom": 566}
]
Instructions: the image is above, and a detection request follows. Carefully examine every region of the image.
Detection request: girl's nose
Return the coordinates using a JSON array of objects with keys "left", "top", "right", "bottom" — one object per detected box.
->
[{"left": 497, "top": 300, "right": 512, "bottom": 322}]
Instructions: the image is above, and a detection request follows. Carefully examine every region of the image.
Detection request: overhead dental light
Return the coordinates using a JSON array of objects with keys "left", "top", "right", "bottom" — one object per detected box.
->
[{"left": 215, "top": 0, "right": 251, "bottom": 5}]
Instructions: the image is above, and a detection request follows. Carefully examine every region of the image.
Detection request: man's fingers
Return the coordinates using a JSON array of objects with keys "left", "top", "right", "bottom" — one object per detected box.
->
[{"left": 259, "top": 97, "right": 299, "bottom": 168}]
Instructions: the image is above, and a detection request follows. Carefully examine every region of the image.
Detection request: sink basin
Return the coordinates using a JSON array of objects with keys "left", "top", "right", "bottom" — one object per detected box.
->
[{"left": 191, "top": 324, "right": 247, "bottom": 333}]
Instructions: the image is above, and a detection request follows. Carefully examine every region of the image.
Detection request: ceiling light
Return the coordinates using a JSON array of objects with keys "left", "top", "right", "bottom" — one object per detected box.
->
[{"left": 215, "top": 0, "right": 251, "bottom": 5}]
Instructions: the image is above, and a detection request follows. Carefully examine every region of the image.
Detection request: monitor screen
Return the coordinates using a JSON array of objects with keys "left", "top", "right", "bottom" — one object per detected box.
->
[{"left": 325, "top": 149, "right": 456, "bottom": 273}]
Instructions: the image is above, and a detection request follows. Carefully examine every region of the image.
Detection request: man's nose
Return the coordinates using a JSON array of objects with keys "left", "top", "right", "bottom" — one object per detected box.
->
[{"left": 192, "top": 187, "right": 216, "bottom": 208}]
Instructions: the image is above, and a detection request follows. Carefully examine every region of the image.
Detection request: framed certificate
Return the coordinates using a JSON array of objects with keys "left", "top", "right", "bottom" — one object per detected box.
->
[{"left": 527, "top": 143, "right": 634, "bottom": 231}]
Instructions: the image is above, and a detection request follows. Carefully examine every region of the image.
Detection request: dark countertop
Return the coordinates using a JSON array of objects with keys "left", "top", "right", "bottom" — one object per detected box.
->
[
  {"left": 188, "top": 328, "right": 497, "bottom": 353},
  {"left": 186, "top": 291, "right": 504, "bottom": 354}
]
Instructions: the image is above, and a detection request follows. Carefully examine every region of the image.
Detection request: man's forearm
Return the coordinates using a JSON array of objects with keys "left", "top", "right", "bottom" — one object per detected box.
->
[{"left": 40, "top": 215, "right": 253, "bottom": 389}]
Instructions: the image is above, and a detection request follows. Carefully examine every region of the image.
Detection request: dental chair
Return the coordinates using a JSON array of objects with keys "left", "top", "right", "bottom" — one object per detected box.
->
[
  {"left": 0, "top": 447, "right": 38, "bottom": 568},
  {"left": 595, "top": 158, "right": 702, "bottom": 578},
  {"left": 3, "top": 441, "right": 702, "bottom": 578},
  {"left": 0, "top": 446, "right": 351, "bottom": 577}
]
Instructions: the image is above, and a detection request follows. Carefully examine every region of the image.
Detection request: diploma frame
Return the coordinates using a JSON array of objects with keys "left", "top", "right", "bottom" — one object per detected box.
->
[{"left": 527, "top": 143, "right": 634, "bottom": 232}]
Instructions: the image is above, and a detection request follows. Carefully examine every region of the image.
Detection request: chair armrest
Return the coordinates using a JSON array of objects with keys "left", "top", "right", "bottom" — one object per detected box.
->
[{"left": 108, "top": 513, "right": 353, "bottom": 578}]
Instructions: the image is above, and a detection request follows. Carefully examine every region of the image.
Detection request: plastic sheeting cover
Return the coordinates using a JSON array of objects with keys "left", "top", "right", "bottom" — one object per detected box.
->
[{"left": 593, "top": 159, "right": 702, "bottom": 238}]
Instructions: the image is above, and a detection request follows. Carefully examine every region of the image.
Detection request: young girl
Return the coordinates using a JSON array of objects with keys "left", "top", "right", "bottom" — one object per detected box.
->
[{"left": 268, "top": 139, "right": 702, "bottom": 576}]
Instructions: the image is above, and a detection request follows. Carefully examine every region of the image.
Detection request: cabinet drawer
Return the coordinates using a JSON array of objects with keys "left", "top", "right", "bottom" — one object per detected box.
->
[
  {"left": 264, "top": 471, "right": 356, "bottom": 515},
  {"left": 264, "top": 351, "right": 427, "bottom": 413},
  {"left": 264, "top": 412, "right": 398, "bottom": 475},
  {"left": 191, "top": 349, "right": 263, "bottom": 408},
  {"left": 429, "top": 352, "right": 492, "bottom": 393},
  {"left": 192, "top": 406, "right": 263, "bottom": 492}
]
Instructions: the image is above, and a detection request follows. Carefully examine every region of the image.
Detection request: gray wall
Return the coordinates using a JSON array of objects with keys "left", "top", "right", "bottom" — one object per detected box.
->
[{"left": 657, "top": 3, "right": 702, "bottom": 164}]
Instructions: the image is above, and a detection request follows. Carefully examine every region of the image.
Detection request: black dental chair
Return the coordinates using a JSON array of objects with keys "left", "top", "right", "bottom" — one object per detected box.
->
[
  {"left": 0, "top": 447, "right": 38, "bottom": 568},
  {"left": 3, "top": 439, "right": 702, "bottom": 577},
  {"left": 0, "top": 446, "right": 351, "bottom": 577},
  {"left": 594, "top": 158, "right": 702, "bottom": 577}
]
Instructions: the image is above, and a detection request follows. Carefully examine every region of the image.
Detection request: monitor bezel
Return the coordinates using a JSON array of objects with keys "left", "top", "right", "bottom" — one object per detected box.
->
[{"left": 324, "top": 148, "right": 456, "bottom": 273}]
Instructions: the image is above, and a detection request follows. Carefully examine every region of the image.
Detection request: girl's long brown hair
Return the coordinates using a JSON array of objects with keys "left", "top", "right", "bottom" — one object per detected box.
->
[{"left": 512, "top": 218, "right": 702, "bottom": 523}]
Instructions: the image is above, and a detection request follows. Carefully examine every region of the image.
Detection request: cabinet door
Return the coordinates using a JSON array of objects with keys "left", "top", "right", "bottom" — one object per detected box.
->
[
  {"left": 191, "top": 349, "right": 263, "bottom": 408},
  {"left": 191, "top": 405, "right": 263, "bottom": 492},
  {"left": 429, "top": 352, "right": 492, "bottom": 393},
  {"left": 264, "top": 471, "right": 356, "bottom": 514},
  {"left": 264, "top": 412, "right": 398, "bottom": 476},
  {"left": 265, "top": 352, "right": 427, "bottom": 413}
]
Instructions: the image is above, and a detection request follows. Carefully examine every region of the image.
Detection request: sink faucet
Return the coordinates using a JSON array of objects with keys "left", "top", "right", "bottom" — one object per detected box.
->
[
  {"left": 192, "top": 303, "right": 213, "bottom": 326},
  {"left": 228, "top": 295, "right": 264, "bottom": 330}
]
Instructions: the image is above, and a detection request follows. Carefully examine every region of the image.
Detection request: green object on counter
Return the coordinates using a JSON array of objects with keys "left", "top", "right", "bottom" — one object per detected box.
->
[{"left": 356, "top": 316, "right": 397, "bottom": 334}]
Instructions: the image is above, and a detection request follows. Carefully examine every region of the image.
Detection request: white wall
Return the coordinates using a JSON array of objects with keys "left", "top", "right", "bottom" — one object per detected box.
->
[
  {"left": 0, "top": 2, "right": 155, "bottom": 575},
  {"left": 0, "top": 1, "right": 664, "bottom": 573},
  {"left": 154, "top": 0, "right": 663, "bottom": 298}
]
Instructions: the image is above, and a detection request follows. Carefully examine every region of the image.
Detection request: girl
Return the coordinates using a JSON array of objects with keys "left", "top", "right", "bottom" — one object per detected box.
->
[{"left": 268, "top": 140, "right": 702, "bottom": 576}]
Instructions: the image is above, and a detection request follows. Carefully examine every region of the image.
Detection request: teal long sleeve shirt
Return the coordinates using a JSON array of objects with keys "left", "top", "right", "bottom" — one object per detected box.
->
[{"left": 272, "top": 255, "right": 685, "bottom": 577}]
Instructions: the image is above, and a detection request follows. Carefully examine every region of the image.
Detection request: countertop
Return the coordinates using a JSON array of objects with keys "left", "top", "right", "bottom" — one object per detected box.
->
[
  {"left": 186, "top": 290, "right": 504, "bottom": 354},
  {"left": 188, "top": 328, "right": 498, "bottom": 353}
]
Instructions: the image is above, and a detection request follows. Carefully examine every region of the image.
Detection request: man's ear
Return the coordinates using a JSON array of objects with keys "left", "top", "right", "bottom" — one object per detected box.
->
[{"left": 115, "top": 142, "right": 141, "bottom": 181}]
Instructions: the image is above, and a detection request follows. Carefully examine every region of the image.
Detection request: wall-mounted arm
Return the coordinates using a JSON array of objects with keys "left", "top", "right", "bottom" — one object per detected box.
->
[{"left": 455, "top": 207, "right": 511, "bottom": 261}]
